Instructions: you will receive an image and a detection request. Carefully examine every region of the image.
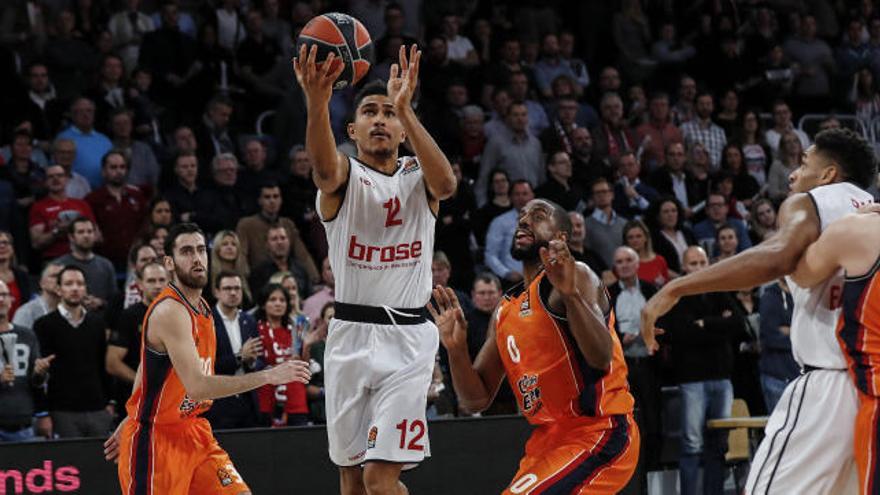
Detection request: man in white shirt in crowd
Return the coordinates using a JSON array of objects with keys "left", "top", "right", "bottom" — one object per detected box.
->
[{"left": 13, "top": 263, "right": 63, "bottom": 330}]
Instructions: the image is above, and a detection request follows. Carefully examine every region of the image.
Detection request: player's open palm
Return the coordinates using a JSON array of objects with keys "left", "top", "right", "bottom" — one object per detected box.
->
[
  {"left": 266, "top": 359, "right": 312, "bottom": 385},
  {"left": 428, "top": 286, "right": 467, "bottom": 351},
  {"left": 540, "top": 238, "right": 578, "bottom": 297},
  {"left": 292, "top": 44, "right": 345, "bottom": 106},
  {"left": 387, "top": 44, "right": 421, "bottom": 111}
]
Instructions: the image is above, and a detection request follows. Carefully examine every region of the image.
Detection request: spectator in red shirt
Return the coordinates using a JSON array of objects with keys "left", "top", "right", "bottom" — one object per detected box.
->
[
  {"left": 29, "top": 164, "right": 96, "bottom": 261},
  {"left": 623, "top": 219, "right": 671, "bottom": 287},
  {"left": 85, "top": 150, "right": 149, "bottom": 270},
  {"left": 634, "top": 92, "right": 683, "bottom": 172},
  {"left": 255, "top": 283, "right": 309, "bottom": 427}
]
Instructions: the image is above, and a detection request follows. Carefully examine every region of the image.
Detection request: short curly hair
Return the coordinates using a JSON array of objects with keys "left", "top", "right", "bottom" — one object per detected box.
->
[{"left": 813, "top": 128, "right": 877, "bottom": 190}]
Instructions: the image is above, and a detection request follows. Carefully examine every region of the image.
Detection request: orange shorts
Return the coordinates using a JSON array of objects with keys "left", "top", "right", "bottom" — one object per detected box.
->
[
  {"left": 117, "top": 417, "right": 249, "bottom": 495},
  {"left": 855, "top": 393, "right": 880, "bottom": 495},
  {"left": 502, "top": 414, "right": 639, "bottom": 495}
]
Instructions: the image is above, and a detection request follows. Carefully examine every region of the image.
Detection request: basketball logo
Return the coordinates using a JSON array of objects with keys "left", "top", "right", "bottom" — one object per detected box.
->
[
  {"left": 217, "top": 467, "right": 233, "bottom": 487},
  {"left": 367, "top": 426, "right": 378, "bottom": 449}
]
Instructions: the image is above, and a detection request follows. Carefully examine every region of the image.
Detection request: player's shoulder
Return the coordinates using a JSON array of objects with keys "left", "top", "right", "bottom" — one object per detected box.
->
[
  {"left": 830, "top": 212, "right": 878, "bottom": 235},
  {"left": 148, "top": 296, "right": 191, "bottom": 326}
]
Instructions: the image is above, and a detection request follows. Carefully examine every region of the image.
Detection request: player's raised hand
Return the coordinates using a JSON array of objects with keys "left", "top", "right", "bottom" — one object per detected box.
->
[
  {"left": 292, "top": 44, "right": 345, "bottom": 106},
  {"left": 539, "top": 237, "right": 578, "bottom": 297},
  {"left": 387, "top": 44, "right": 421, "bottom": 111},
  {"left": 427, "top": 286, "right": 468, "bottom": 352},
  {"left": 265, "top": 359, "right": 312, "bottom": 385},
  {"left": 640, "top": 288, "right": 674, "bottom": 355}
]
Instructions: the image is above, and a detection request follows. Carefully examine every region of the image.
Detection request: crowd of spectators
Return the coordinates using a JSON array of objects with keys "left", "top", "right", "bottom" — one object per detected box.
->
[{"left": 1, "top": 0, "right": 879, "bottom": 487}]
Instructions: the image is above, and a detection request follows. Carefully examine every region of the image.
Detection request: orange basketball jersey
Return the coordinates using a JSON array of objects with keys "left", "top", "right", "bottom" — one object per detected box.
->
[
  {"left": 495, "top": 272, "right": 633, "bottom": 425},
  {"left": 839, "top": 258, "right": 880, "bottom": 398},
  {"left": 125, "top": 284, "right": 216, "bottom": 426}
]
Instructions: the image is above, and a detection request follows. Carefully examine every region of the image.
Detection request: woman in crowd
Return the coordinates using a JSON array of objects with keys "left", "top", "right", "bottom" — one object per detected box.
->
[
  {"left": 720, "top": 143, "right": 760, "bottom": 208},
  {"left": 623, "top": 219, "right": 671, "bottom": 286},
  {"left": 144, "top": 224, "right": 168, "bottom": 257},
  {"left": 254, "top": 284, "right": 309, "bottom": 427},
  {"left": 210, "top": 230, "right": 252, "bottom": 307},
  {"left": 269, "top": 270, "right": 310, "bottom": 356},
  {"left": 766, "top": 131, "right": 803, "bottom": 203},
  {"left": 851, "top": 67, "right": 880, "bottom": 123},
  {"left": 646, "top": 197, "right": 695, "bottom": 275},
  {"left": 749, "top": 198, "right": 778, "bottom": 245},
  {"left": 713, "top": 224, "right": 740, "bottom": 263},
  {"left": 733, "top": 109, "right": 772, "bottom": 187},
  {"left": 146, "top": 197, "right": 174, "bottom": 229},
  {"left": 0, "top": 231, "right": 32, "bottom": 319},
  {"left": 473, "top": 168, "right": 512, "bottom": 246}
]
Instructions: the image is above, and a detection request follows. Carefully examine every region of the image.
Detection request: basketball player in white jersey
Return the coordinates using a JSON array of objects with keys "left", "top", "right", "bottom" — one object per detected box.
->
[
  {"left": 641, "top": 128, "right": 877, "bottom": 494},
  {"left": 293, "top": 44, "right": 455, "bottom": 495}
]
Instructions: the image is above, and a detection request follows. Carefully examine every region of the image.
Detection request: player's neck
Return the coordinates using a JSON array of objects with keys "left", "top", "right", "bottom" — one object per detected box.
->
[
  {"left": 174, "top": 282, "right": 202, "bottom": 309},
  {"left": 357, "top": 152, "right": 399, "bottom": 175},
  {"left": 522, "top": 261, "right": 543, "bottom": 288}
]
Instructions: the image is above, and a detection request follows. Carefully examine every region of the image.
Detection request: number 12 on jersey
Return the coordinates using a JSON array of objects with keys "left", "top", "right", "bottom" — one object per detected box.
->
[
  {"left": 383, "top": 197, "right": 403, "bottom": 227},
  {"left": 395, "top": 419, "right": 425, "bottom": 451}
]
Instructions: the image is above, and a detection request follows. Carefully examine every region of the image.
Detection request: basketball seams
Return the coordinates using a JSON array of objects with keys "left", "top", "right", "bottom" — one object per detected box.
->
[{"left": 297, "top": 13, "right": 372, "bottom": 88}]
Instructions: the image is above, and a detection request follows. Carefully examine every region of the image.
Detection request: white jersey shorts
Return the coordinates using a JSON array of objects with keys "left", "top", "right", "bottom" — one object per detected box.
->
[
  {"left": 324, "top": 303, "right": 439, "bottom": 467},
  {"left": 746, "top": 368, "right": 858, "bottom": 494}
]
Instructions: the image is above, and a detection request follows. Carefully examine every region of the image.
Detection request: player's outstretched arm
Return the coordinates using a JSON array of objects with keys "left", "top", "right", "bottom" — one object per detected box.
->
[
  {"left": 389, "top": 45, "right": 456, "bottom": 201},
  {"left": 428, "top": 287, "right": 505, "bottom": 413},
  {"left": 641, "top": 192, "right": 820, "bottom": 353},
  {"left": 293, "top": 44, "right": 349, "bottom": 194},
  {"left": 151, "top": 300, "right": 311, "bottom": 401},
  {"left": 540, "top": 240, "right": 613, "bottom": 370}
]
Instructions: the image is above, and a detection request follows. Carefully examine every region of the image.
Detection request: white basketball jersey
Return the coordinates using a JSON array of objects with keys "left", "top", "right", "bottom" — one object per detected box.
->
[
  {"left": 319, "top": 156, "right": 436, "bottom": 308},
  {"left": 786, "top": 182, "right": 874, "bottom": 368}
]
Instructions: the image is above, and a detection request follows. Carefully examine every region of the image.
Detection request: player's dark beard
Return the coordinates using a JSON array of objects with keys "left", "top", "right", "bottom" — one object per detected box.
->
[
  {"left": 175, "top": 266, "right": 207, "bottom": 290},
  {"left": 511, "top": 239, "right": 549, "bottom": 262}
]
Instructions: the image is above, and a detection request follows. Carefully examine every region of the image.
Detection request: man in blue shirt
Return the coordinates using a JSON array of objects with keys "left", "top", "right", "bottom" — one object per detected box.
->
[{"left": 56, "top": 97, "right": 112, "bottom": 189}]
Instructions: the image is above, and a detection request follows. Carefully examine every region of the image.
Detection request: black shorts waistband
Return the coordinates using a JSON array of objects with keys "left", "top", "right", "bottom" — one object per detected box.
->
[
  {"left": 334, "top": 302, "right": 429, "bottom": 325},
  {"left": 802, "top": 365, "right": 847, "bottom": 373}
]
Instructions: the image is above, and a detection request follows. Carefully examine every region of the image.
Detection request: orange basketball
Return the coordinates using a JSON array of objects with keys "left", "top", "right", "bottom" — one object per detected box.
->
[{"left": 296, "top": 13, "right": 374, "bottom": 90}]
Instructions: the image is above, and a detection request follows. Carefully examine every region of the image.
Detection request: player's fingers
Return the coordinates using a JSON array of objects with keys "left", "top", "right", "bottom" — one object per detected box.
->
[
  {"left": 399, "top": 44, "right": 408, "bottom": 71},
  {"left": 656, "top": 327, "right": 666, "bottom": 335},
  {"left": 455, "top": 307, "right": 467, "bottom": 326},
  {"left": 321, "top": 52, "right": 336, "bottom": 77},
  {"left": 410, "top": 49, "right": 421, "bottom": 80},
  {"left": 431, "top": 287, "right": 443, "bottom": 309},
  {"left": 426, "top": 300, "right": 439, "bottom": 319},
  {"left": 389, "top": 63, "right": 399, "bottom": 81},
  {"left": 539, "top": 246, "right": 552, "bottom": 266},
  {"left": 330, "top": 57, "right": 345, "bottom": 79},
  {"left": 445, "top": 287, "right": 460, "bottom": 309},
  {"left": 408, "top": 44, "right": 417, "bottom": 74},
  {"left": 436, "top": 285, "right": 451, "bottom": 309},
  {"left": 306, "top": 44, "right": 318, "bottom": 72}
]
